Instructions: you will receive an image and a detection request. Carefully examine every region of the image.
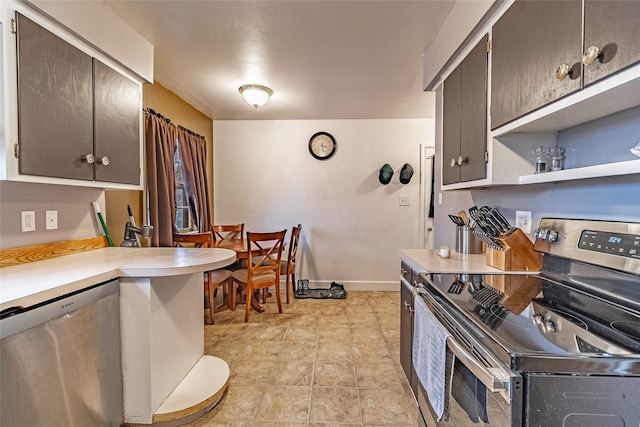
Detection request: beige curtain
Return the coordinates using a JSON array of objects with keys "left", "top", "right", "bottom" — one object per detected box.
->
[
  {"left": 177, "top": 127, "right": 212, "bottom": 234},
  {"left": 145, "top": 110, "right": 178, "bottom": 247}
]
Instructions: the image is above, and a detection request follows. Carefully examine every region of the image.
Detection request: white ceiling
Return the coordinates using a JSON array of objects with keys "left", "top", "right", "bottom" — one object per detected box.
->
[{"left": 104, "top": 1, "right": 457, "bottom": 121}]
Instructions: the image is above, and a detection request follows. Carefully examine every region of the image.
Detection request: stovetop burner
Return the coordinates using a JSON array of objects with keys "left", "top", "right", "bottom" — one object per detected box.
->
[{"left": 611, "top": 321, "right": 640, "bottom": 340}]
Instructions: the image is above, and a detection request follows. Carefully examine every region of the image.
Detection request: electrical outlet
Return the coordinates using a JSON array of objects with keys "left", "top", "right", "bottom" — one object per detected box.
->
[
  {"left": 46, "top": 210, "right": 58, "bottom": 230},
  {"left": 399, "top": 196, "right": 410, "bottom": 206},
  {"left": 515, "top": 210, "right": 532, "bottom": 234},
  {"left": 21, "top": 211, "right": 36, "bottom": 232}
]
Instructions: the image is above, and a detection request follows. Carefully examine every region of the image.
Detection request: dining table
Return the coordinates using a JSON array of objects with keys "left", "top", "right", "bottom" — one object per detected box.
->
[{"left": 210, "top": 238, "right": 252, "bottom": 259}]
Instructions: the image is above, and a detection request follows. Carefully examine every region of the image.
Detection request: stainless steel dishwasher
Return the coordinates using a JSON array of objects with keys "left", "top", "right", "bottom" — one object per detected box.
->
[{"left": 1, "top": 279, "right": 123, "bottom": 426}]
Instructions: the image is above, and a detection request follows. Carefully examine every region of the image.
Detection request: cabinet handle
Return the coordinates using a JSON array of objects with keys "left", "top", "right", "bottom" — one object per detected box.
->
[
  {"left": 555, "top": 63, "right": 572, "bottom": 80},
  {"left": 582, "top": 45, "right": 601, "bottom": 66},
  {"left": 450, "top": 158, "right": 457, "bottom": 168},
  {"left": 97, "top": 156, "right": 110, "bottom": 166},
  {"left": 401, "top": 268, "right": 407, "bottom": 275},
  {"left": 82, "top": 154, "right": 95, "bottom": 164},
  {"left": 457, "top": 156, "right": 467, "bottom": 166},
  {"left": 403, "top": 302, "right": 414, "bottom": 315}
]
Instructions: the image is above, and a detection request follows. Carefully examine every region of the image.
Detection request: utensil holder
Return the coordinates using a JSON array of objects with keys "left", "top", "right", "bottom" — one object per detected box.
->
[
  {"left": 486, "top": 228, "right": 542, "bottom": 271},
  {"left": 455, "top": 226, "right": 484, "bottom": 254}
]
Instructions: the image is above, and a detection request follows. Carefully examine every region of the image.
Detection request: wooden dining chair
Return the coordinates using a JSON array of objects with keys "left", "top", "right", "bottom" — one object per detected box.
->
[
  {"left": 280, "top": 224, "right": 301, "bottom": 303},
  {"left": 213, "top": 224, "right": 245, "bottom": 270},
  {"left": 231, "top": 230, "right": 286, "bottom": 322},
  {"left": 173, "top": 232, "right": 235, "bottom": 324},
  {"left": 213, "top": 224, "right": 244, "bottom": 242}
]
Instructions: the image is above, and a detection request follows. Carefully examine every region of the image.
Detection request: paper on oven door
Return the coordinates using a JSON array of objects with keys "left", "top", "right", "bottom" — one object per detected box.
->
[{"left": 412, "top": 295, "right": 453, "bottom": 421}]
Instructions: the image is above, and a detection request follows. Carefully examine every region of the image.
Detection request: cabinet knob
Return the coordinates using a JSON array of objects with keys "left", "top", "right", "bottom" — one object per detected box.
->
[
  {"left": 97, "top": 156, "right": 110, "bottom": 166},
  {"left": 457, "top": 156, "right": 467, "bottom": 166},
  {"left": 582, "top": 45, "right": 601, "bottom": 66},
  {"left": 450, "top": 158, "right": 457, "bottom": 168},
  {"left": 555, "top": 63, "right": 572, "bottom": 80},
  {"left": 83, "top": 154, "right": 95, "bottom": 164}
]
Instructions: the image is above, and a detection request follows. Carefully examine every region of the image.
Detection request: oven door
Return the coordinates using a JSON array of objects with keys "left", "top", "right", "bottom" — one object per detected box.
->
[{"left": 415, "top": 285, "right": 523, "bottom": 427}]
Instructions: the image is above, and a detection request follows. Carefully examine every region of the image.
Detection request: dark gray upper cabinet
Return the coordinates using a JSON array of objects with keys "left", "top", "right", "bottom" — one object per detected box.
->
[
  {"left": 16, "top": 13, "right": 140, "bottom": 186},
  {"left": 442, "top": 35, "right": 488, "bottom": 185},
  {"left": 491, "top": 0, "right": 640, "bottom": 131},
  {"left": 442, "top": 64, "right": 462, "bottom": 186},
  {"left": 491, "top": 0, "right": 582, "bottom": 130},
  {"left": 583, "top": 0, "right": 640, "bottom": 87},
  {"left": 17, "top": 13, "right": 94, "bottom": 181},
  {"left": 94, "top": 59, "right": 140, "bottom": 185}
]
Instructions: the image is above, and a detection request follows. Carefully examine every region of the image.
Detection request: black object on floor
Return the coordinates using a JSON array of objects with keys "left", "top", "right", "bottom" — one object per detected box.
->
[{"left": 294, "top": 280, "right": 348, "bottom": 299}]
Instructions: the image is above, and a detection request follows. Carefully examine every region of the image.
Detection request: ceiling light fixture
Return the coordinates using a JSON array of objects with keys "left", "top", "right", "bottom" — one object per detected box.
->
[{"left": 238, "top": 84, "right": 273, "bottom": 109}]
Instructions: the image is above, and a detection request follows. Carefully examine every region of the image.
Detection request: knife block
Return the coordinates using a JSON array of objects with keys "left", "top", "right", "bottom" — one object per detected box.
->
[{"left": 486, "top": 228, "right": 542, "bottom": 271}]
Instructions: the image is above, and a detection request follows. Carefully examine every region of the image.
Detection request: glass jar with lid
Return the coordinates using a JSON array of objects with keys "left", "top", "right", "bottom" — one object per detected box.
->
[
  {"left": 534, "top": 146, "right": 548, "bottom": 173},
  {"left": 549, "top": 146, "right": 566, "bottom": 171}
]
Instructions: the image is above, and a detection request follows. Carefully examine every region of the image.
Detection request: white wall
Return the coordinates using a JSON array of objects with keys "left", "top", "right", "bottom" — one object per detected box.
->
[{"left": 214, "top": 119, "right": 434, "bottom": 290}]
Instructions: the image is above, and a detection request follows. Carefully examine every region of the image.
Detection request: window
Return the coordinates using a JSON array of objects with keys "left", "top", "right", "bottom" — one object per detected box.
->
[{"left": 174, "top": 141, "right": 192, "bottom": 231}]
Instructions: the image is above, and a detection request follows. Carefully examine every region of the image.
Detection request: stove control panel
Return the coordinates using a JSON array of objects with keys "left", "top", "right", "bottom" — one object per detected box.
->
[
  {"left": 579, "top": 230, "right": 640, "bottom": 259},
  {"left": 536, "top": 218, "right": 640, "bottom": 273}
]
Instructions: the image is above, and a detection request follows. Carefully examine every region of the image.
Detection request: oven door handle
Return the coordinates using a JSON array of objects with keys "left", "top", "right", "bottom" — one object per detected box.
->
[{"left": 447, "top": 336, "right": 512, "bottom": 393}]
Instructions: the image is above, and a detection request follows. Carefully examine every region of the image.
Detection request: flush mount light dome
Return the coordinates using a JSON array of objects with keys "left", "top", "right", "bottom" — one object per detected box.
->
[{"left": 238, "top": 84, "right": 273, "bottom": 109}]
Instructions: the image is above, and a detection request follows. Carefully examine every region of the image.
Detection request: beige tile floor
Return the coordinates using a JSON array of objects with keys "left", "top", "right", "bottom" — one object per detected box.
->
[{"left": 185, "top": 290, "right": 420, "bottom": 426}]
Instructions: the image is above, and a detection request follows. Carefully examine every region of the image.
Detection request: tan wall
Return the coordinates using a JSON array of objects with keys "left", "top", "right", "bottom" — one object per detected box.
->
[
  {"left": 105, "top": 190, "right": 143, "bottom": 246},
  {"left": 105, "top": 81, "right": 214, "bottom": 244}
]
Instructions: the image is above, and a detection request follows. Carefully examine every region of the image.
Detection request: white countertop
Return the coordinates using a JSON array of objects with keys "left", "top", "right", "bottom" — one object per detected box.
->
[
  {"left": 398, "top": 248, "right": 536, "bottom": 275},
  {"left": 0, "top": 247, "right": 236, "bottom": 311}
]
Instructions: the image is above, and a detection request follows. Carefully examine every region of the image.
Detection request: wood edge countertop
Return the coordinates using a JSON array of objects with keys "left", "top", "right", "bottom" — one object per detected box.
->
[
  {"left": 0, "top": 247, "right": 237, "bottom": 311},
  {"left": 397, "top": 248, "right": 538, "bottom": 275}
]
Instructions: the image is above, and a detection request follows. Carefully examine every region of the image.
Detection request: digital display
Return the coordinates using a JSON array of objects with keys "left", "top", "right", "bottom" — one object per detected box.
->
[{"left": 579, "top": 230, "right": 640, "bottom": 259}]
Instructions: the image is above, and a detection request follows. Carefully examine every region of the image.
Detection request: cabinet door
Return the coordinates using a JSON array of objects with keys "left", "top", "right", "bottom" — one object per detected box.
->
[
  {"left": 16, "top": 13, "right": 94, "bottom": 180},
  {"left": 460, "top": 36, "right": 488, "bottom": 183},
  {"left": 442, "top": 65, "right": 462, "bottom": 185},
  {"left": 583, "top": 0, "right": 640, "bottom": 87},
  {"left": 491, "top": 0, "right": 582, "bottom": 130},
  {"left": 93, "top": 59, "right": 141, "bottom": 185},
  {"left": 400, "top": 279, "right": 414, "bottom": 388},
  {"left": 442, "top": 36, "right": 488, "bottom": 185}
]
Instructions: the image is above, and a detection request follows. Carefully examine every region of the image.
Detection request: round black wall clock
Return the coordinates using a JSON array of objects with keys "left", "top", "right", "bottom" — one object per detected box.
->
[{"left": 308, "top": 132, "right": 337, "bottom": 160}]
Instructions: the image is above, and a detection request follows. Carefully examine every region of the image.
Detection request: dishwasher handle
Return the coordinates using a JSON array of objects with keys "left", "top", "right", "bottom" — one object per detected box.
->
[{"left": 447, "top": 335, "right": 512, "bottom": 393}]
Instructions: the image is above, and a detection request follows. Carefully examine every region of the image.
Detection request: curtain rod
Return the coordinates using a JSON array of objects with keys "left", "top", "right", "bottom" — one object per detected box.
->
[{"left": 143, "top": 107, "right": 206, "bottom": 140}]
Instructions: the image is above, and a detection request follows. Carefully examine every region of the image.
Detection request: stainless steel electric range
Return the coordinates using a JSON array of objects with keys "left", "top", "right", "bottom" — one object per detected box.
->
[{"left": 415, "top": 218, "right": 640, "bottom": 427}]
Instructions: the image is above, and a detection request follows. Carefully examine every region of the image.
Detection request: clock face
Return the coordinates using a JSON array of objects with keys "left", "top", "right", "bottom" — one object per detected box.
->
[{"left": 309, "top": 132, "right": 337, "bottom": 160}]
